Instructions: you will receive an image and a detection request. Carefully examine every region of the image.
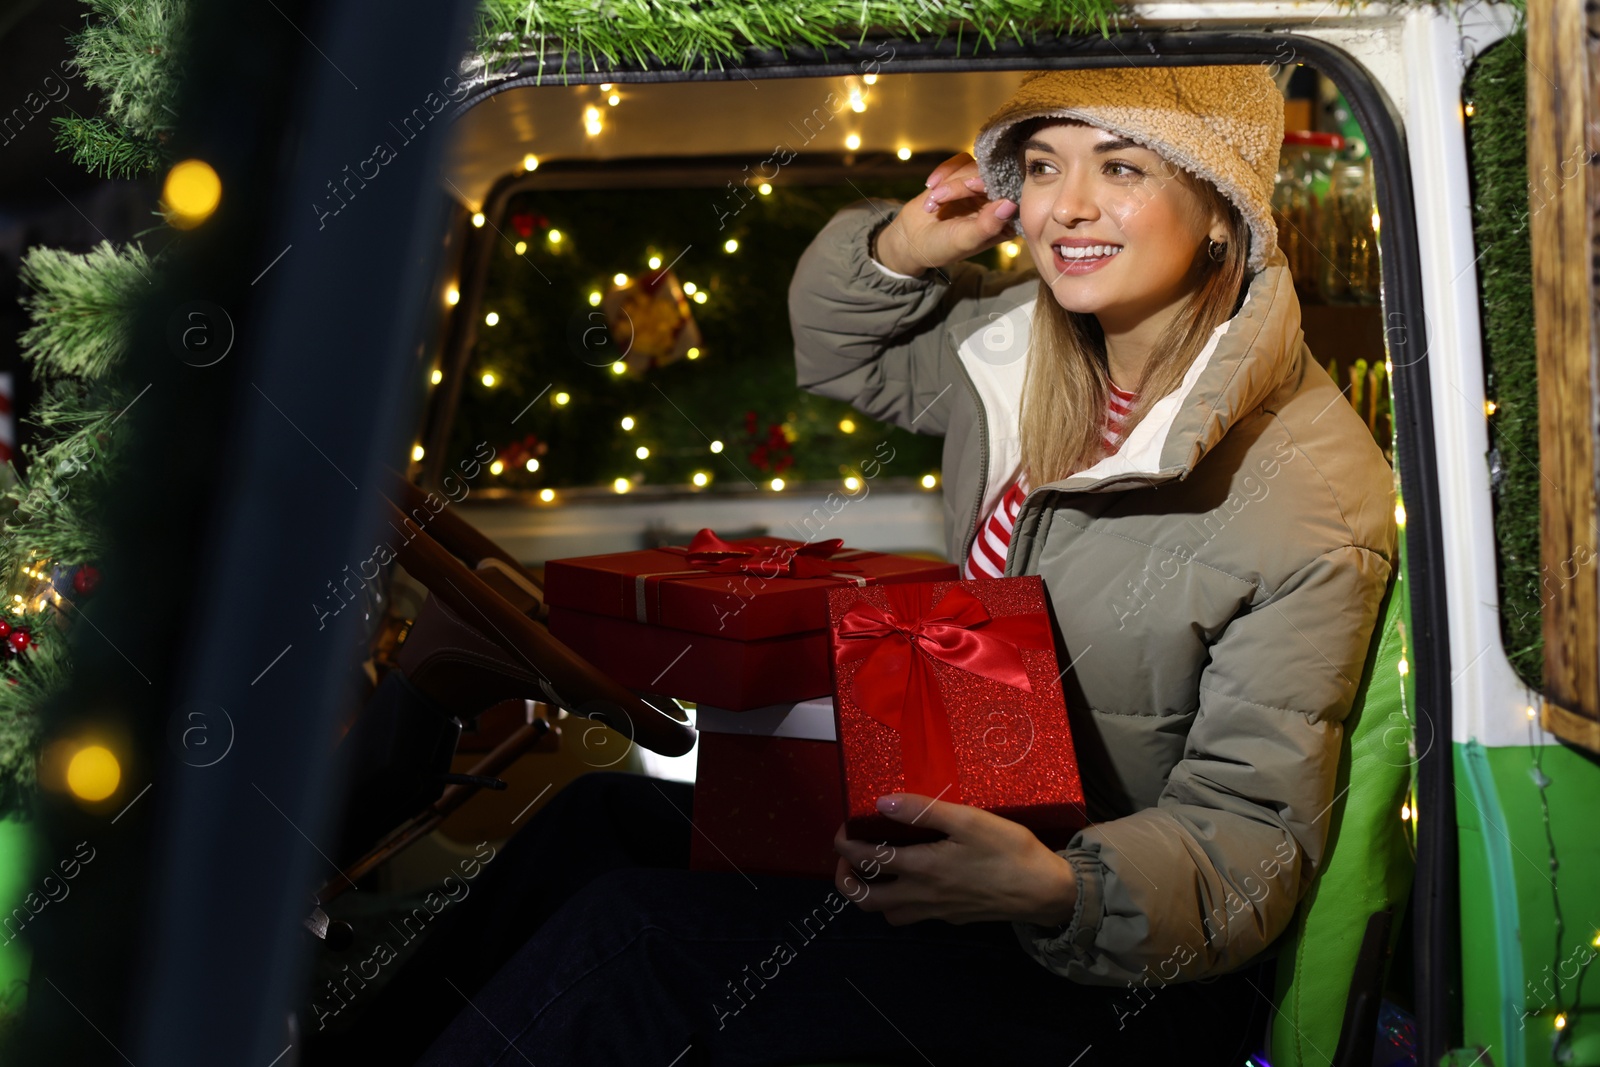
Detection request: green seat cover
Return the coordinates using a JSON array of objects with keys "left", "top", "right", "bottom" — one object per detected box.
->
[{"left": 1268, "top": 571, "right": 1416, "bottom": 1065}]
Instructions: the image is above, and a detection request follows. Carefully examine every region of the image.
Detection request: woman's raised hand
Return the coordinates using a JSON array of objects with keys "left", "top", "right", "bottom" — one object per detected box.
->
[{"left": 872, "top": 152, "right": 1019, "bottom": 278}]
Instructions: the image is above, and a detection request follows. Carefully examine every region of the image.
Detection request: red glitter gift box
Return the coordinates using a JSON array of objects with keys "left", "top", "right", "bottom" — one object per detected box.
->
[
  {"left": 546, "top": 530, "right": 956, "bottom": 710},
  {"left": 689, "top": 698, "right": 843, "bottom": 880},
  {"left": 825, "top": 575, "right": 1088, "bottom": 849}
]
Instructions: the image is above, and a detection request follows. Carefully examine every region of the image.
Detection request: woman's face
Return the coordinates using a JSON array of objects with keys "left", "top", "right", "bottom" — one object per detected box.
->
[{"left": 1016, "top": 120, "right": 1227, "bottom": 330}]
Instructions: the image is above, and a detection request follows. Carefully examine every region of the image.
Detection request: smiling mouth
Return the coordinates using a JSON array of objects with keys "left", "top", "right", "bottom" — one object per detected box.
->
[{"left": 1053, "top": 243, "right": 1123, "bottom": 260}]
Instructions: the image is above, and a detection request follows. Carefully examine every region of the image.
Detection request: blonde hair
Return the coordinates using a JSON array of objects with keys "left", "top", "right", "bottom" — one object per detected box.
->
[{"left": 1016, "top": 130, "right": 1251, "bottom": 485}]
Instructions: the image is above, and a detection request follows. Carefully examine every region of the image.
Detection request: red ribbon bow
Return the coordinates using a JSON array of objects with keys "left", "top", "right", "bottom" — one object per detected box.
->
[
  {"left": 681, "top": 528, "right": 860, "bottom": 581},
  {"left": 835, "top": 584, "right": 1052, "bottom": 803}
]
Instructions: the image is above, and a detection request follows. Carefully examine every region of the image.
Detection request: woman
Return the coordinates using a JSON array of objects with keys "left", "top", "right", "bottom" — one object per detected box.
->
[
  {"left": 397, "top": 65, "right": 1393, "bottom": 1066},
  {"left": 790, "top": 63, "right": 1396, "bottom": 989}
]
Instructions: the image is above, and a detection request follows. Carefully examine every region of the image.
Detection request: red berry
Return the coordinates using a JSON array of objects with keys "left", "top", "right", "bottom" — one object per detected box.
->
[
  {"left": 7, "top": 630, "right": 29, "bottom": 654},
  {"left": 74, "top": 565, "right": 102, "bottom": 596},
  {"left": 0, "top": 620, "right": 12, "bottom": 640}
]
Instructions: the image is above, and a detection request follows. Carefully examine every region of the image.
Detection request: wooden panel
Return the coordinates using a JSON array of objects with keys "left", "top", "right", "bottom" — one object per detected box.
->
[{"left": 1528, "top": 0, "right": 1600, "bottom": 751}]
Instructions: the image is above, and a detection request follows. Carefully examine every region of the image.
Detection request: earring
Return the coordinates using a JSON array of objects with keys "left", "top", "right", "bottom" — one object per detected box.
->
[{"left": 1207, "top": 238, "right": 1227, "bottom": 263}]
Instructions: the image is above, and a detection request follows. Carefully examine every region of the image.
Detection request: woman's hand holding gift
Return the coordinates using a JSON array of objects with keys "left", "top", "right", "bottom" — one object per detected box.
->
[{"left": 832, "top": 792, "right": 1078, "bottom": 927}]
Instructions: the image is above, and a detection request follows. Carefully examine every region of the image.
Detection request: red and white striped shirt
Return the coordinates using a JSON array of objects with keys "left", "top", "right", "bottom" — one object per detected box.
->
[{"left": 962, "top": 381, "right": 1138, "bottom": 579}]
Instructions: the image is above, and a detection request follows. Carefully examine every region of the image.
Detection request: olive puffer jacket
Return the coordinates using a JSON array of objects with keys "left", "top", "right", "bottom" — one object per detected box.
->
[{"left": 788, "top": 199, "right": 1397, "bottom": 987}]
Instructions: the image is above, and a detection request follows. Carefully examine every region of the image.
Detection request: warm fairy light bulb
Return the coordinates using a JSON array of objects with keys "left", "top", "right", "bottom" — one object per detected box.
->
[
  {"left": 472, "top": 212, "right": 485, "bottom": 227},
  {"left": 620, "top": 416, "right": 636, "bottom": 430},
  {"left": 608, "top": 93, "right": 620, "bottom": 106},
  {"left": 724, "top": 239, "right": 739, "bottom": 253},
  {"left": 692, "top": 471, "right": 709, "bottom": 487},
  {"left": 635, "top": 446, "right": 650, "bottom": 459},
  {"left": 838, "top": 418, "right": 856, "bottom": 434},
  {"left": 613, "top": 272, "right": 629, "bottom": 286},
  {"left": 430, "top": 369, "right": 443, "bottom": 385},
  {"left": 1394, "top": 503, "right": 1406, "bottom": 527},
  {"left": 163, "top": 159, "right": 223, "bottom": 228},
  {"left": 514, "top": 241, "right": 528, "bottom": 255},
  {"left": 686, "top": 347, "right": 700, "bottom": 360},
  {"left": 589, "top": 291, "right": 602, "bottom": 306},
  {"left": 648, "top": 255, "right": 662, "bottom": 269},
  {"left": 1464, "top": 101, "right": 1475, "bottom": 118},
  {"left": 66, "top": 745, "right": 120, "bottom": 802},
  {"left": 611, "top": 361, "right": 627, "bottom": 375},
  {"left": 600, "top": 83, "right": 614, "bottom": 91},
  {"left": 683, "top": 282, "right": 697, "bottom": 295},
  {"left": 613, "top": 477, "right": 631, "bottom": 494},
  {"left": 770, "top": 477, "right": 785, "bottom": 491},
  {"left": 844, "top": 133, "right": 861, "bottom": 151},
  {"left": 526, "top": 458, "right": 539, "bottom": 472},
  {"left": 849, "top": 91, "right": 866, "bottom": 113},
  {"left": 585, "top": 106, "right": 600, "bottom": 122},
  {"left": 1527, "top": 705, "right": 1538, "bottom": 719},
  {"left": 710, "top": 440, "right": 724, "bottom": 453},
  {"left": 539, "top": 488, "right": 555, "bottom": 502},
  {"left": 693, "top": 291, "right": 707, "bottom": 304},
  {"left": 548, "top": 229, "right": 563, "bottom": 244},
  {"left": 481, "top": 372, "right": 497, "bottom": 387},
  {"left": 1397, "top": 657, "right": 1409, "bottom": 676},
  {"left": 1556, "top": 1013, "right": 1567, "bottom": 1030},
  {"left": 524, "top": 154, "right": 539, "bottom": 171},
  {"left": 484, "top": 311, "right": 500, "bottom": 326},
  {"left": 844, "top": 476, "right": 861, "bottom": 491},
  {"left": 897, "top": 147, "right": 912, "bottom": 160},
  {"left": 411, "top": 444, "right": 425, "bottom": 462},
  {"left": 1400, "top": 804, "right": 1410, "bottom": 820},
  {"left": 921, "top": 474, "right": 938, "bottom": 489},
  {"left": 1371, "top": 210, "right": 1381, "bottom": 234},
  {"left": 863, "top": 73, "right": 878, "bottom": 85},
  {"left": 758, "top": 183, "right": 773, "bottom": 195},
  {"left": 446, "top": 286, "right": 460, "bottom": 305},
  {"left": 1001, "top": 241, "right": 1021, "bottom": 258},
  {"left": 1484, "top": 400, "right": 1497, "bottom": 416},
  {"left": 554, "top": 391, "right": 570, "bottom": 405},
  {"left": 489, "top": 460, "right": 505, "bottom": 476}
]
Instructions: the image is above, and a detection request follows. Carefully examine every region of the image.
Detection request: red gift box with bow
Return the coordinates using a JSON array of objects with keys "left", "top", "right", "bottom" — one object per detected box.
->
[
  {"left": 545, "top": 530, "right": 957, "bottom": 709},
  {"left": 826, "top": 575, "right": 1088, "bottom": 848}
]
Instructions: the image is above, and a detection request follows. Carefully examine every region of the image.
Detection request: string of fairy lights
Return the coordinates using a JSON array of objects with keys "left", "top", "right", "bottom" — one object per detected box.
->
[
  {"left": 1459, "top": 91, "right": 1595, "bottom": 1053},
  {"left": 418, "top": 76, "right": 958, "bottom": 501}
]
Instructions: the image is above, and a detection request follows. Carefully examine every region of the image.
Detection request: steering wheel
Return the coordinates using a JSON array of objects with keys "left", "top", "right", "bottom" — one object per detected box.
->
[{"left": 378, "top": 478, "right": 696, "bottom": 760}]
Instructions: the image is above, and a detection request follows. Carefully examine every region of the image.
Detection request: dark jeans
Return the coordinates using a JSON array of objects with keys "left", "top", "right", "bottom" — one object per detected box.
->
[{"left": 316, "top": 771, "right": 1274, "bottom": 1066}]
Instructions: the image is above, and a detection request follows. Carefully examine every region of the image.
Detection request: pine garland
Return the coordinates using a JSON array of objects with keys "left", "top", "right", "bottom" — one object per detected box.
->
[
  {"left": 0, "top": 241, "right": 146, "bottom": 819},
  {"left": 471, "top": 0, "right": 1124, "bottom": 78}
]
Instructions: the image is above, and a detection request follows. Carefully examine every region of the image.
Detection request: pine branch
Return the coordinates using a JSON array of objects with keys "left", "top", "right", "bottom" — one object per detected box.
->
[
  {"left": 17, "top": 241, "right": 154, "bottom": 382},
  {"left": 52, "top": 115, "right": 168, "bottom": 179},
  {"left": 66, "top": 0, "right": 187, "bottom": 137}
]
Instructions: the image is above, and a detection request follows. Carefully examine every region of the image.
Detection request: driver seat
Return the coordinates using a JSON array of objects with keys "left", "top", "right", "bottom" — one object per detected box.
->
[{"left": 784, "top": 567, "right": 1416, "bottom": 1067}]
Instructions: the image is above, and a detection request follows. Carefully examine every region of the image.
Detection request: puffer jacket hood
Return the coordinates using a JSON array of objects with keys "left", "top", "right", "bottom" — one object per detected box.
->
[{"left": 789, "top": 198, "right": 1397, "bottom": 987}]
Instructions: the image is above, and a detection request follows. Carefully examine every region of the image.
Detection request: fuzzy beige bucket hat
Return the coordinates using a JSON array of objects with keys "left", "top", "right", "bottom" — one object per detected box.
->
[{"left": 972, "top": 66, "right": 1285, "bottom": 271}]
